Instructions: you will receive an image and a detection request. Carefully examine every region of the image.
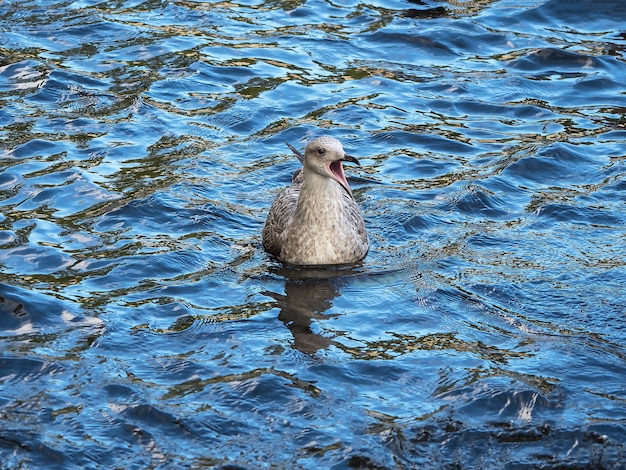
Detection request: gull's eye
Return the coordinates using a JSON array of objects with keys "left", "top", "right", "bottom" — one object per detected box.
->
[{"left": 317, "top": 147, "right": 326, "bottom": 156}]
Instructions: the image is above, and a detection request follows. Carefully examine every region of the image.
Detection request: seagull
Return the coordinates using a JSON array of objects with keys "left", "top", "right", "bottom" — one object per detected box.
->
[{"left": 262, "top": 136, "right": 369, "bottom": 266}]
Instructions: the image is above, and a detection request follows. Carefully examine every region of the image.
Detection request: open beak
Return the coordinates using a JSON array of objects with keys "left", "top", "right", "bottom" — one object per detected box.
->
[
  {"left": 328, "top": 153, "right": 360, "bottom": 197},
  {"left": 342, "top": 154, "right": 360, "bottom": 166}
]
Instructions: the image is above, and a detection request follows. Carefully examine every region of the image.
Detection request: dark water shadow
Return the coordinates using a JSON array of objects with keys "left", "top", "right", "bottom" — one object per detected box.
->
[
  {"left": 264, "top": 262, "right": 401, "bottom": 354},
  {"left": 264, "top": 264, "right": 360, "bottom": 354}
]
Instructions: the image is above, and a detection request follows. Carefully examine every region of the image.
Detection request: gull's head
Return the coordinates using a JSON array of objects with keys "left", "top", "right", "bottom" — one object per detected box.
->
[{"left": 303, "top": 136, "right": 360, "bottom": 195}]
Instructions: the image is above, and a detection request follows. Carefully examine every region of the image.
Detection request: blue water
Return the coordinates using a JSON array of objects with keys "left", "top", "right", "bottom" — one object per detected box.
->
[{"left": 1, "top": 0, "right": 625, "bottom": 468}]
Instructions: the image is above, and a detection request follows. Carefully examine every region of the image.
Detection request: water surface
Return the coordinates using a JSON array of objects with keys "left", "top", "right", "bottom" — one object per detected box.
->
[{"left": 1, "top": 0, "right": 625, "bottom": 468}]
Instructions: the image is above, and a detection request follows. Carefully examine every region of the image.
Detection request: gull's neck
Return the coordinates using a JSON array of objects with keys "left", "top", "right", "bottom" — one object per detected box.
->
[
  {"left": 289, "top": 173, "right": 347, "bottom": 231},
  {"left": 297, "top": 172, "right": 344, "bottom": 210}
]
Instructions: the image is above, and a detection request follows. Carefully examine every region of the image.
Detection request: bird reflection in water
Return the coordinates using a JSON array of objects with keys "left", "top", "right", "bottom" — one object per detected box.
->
[{"left": 266, "top": 265, "right": 358, "bottom": 354}]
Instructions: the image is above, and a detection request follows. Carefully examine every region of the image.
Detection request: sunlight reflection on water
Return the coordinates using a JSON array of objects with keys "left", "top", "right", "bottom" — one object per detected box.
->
[{"left": 1, "top": 0, "right": 625, "bottom": 468}]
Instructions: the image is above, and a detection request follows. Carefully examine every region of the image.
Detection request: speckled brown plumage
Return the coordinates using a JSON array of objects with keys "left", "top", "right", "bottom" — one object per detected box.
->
[{"left": 262, "top": 137, "right": 369, "bottom": 266}]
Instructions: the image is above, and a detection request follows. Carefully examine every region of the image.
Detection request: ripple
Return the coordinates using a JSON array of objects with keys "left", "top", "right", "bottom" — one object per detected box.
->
[
  {"left": 507, "top": 47, "right": 604, "bottom": 72},
  {"left": 1, "top": 0, "right": 626, "bottom": 467}
]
